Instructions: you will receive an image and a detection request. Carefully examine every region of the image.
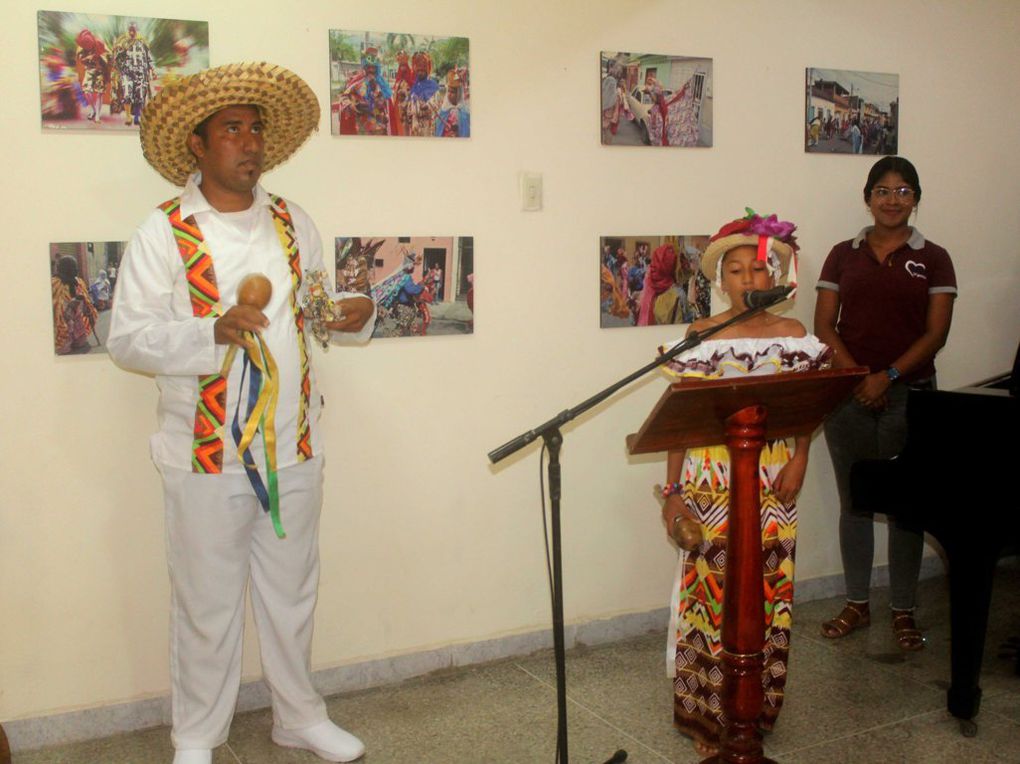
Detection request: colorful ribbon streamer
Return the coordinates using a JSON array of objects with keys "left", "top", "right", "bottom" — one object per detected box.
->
[{"left": 231, "top": 332, "right": 285, "bottom": 539}]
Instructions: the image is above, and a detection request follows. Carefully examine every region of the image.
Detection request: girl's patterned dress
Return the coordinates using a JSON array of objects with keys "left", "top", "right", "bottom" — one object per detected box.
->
[{"left": 662, "top": 336, "right": 831, "bottom": 744}]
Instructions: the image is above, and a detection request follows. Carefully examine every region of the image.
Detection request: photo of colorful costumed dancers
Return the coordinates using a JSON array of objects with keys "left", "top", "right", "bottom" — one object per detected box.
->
[
  {"left": 329, "top": 29, "right": 469, "bottom": 137},
  {"left": 37, "top": 10, "right": 207, "bottom": 130},
  {"left": 336, "top": 236, "right": 473, "bottom": 338}
]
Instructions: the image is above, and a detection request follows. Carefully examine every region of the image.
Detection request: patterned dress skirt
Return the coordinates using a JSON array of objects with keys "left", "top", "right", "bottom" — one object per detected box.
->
[{"left": 668, "top": 440, "right": 796, "bottom": 744}]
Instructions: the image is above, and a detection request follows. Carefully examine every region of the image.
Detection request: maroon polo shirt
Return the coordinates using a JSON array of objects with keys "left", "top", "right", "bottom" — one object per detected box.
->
[{"left": 817, "top": 227, "right": 957, "bottom": 382}]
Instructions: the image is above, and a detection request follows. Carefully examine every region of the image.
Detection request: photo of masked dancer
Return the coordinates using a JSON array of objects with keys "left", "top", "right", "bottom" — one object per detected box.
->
[
  {"left": 337, "top": 46, "right": 397, "bottom": 135},
  {"left": 52, "top": 255, "right": 99, "bottom": 355},
  {"left": 112, "top": 22, "right": 156, "bottom": 125}
]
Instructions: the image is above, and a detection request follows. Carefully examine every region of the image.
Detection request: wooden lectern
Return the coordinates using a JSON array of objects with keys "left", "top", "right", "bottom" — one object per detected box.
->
[{"left": 628, "top": 367, "right": 866, "bottom": 764}]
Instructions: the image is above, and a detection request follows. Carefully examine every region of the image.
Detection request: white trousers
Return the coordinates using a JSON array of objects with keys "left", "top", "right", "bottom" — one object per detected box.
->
[{"left": 160, "top": 456, "right": 328, "bottom": 749}]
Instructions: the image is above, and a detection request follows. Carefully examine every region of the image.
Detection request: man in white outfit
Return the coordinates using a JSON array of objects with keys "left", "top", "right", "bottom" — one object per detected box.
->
[{"left": 108, "top": 62, "right": 373, "bottom": 764}]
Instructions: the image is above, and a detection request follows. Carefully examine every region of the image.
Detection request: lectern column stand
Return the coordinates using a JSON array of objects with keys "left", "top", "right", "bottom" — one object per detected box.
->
[{"left": 705, "top": 405, "right": 776, "bottom": 764}]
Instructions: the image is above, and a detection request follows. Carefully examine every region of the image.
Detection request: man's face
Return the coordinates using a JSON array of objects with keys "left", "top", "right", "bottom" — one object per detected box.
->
[
  {"left": 187, "top": 105, "right": 264, "bottom": 198},
  {"left": 128, "top": 24, "right": 137, "bottom": 38}
]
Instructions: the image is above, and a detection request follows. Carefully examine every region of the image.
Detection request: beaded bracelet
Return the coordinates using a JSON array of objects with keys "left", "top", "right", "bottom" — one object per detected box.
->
[{"left": 661, "top": 481, "right": 683, "bottom": 498}]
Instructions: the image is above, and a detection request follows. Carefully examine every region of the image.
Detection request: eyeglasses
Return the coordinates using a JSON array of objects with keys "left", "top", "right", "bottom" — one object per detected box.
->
[{"left": 872, "top": 186, "right": 916, "bottom": 200}]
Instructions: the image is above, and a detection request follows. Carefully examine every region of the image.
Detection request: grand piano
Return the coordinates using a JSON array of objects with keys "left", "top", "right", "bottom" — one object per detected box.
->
[{"left": 850, "top": 351, "right": 1019, "bottom": 735}]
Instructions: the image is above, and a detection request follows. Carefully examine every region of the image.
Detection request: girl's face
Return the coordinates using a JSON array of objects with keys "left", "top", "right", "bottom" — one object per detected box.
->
[
  {"left": 867, "top": 171, "right": 917, "bottom": 229},
  {"left": 720, "top": 245, "right": 774, "bottom": 305}
]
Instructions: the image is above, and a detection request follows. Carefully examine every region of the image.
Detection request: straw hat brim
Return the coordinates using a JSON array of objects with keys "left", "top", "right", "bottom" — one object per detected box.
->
[
  {"left": 140, "top": 62, "right": 320, "bottom": 186},
  {"left": 700, "top": 234, "right": 793, "bottom": 282}
]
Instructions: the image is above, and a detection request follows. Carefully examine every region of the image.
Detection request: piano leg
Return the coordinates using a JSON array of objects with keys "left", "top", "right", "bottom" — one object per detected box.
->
[{"left": 945, "top": 546, "right": 1000, "bottom": 732}]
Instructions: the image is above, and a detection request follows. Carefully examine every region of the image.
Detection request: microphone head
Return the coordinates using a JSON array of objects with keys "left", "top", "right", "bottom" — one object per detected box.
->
[{"left": 743, "top": 285, "right": 794, "bottom": 309}]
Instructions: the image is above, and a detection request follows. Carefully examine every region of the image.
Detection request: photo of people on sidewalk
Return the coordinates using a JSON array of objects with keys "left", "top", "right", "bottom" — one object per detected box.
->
[
  {"left": 805, "top": 68, "right": 898, "bottom": 155},
  {"left": 37, "top": 11, "right": 209, "bottom": 130},
  {"left": 600, "top": 52, "right": 712, "bottom": 147},
  {"left": 336, "top": 236, "right": 474, "bottom": 338},
  {"left": 600, "top": 235, "right": 711, "bottom": 328},
  {"left": 49, "top": 241, "right": 123, "bottom": 355},
  {"left": 329, "top": 29, "right": 469, "bottom": 138}
]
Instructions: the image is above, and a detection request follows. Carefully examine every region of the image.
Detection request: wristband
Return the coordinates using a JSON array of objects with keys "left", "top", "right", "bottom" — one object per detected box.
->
[
  {"left": 661, "top": 481, "right": 683, "bottom": 498},
  {"left": 885, "top": 366, "right": 901, "bottom": 382}
]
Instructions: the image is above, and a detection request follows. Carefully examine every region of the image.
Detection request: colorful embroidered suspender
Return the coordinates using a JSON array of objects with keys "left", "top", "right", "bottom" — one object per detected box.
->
[
  {"left": 160, "top": 195, "right": 313, "bottom": 473},
  {"left": 269, "top": 195, "right": 314, "bottom": 461}
]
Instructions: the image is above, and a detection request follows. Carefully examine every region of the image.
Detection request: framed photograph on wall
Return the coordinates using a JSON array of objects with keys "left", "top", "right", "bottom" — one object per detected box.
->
[
  {"left": 329, "top": 29, "right": 470, "bottom": 138},
  {"left": 336, "top": 236, "right": 474, "bottom": 338},
  {"left": 805, "top": 68, "right": 899, "bottom": 155},
  {"left": 601, "top": 52, "right": 712, "bottom": 147},
  {"left": 600, "top": 235, "right": 711, "bottom": 328},
  {"left": 49, "top": 241, "right": 124, "bottom": 355},
  {"left": 37, "top": 10, "right": 209, "bottom": 130}
]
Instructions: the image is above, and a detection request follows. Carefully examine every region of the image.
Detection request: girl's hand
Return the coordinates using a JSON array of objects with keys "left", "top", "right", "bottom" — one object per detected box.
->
[
  {"left": 773, "top": 455, "right": 807, "bottom": 504},
  {"left": 662, "top": 494, "right": 702, "bottom": 550}
]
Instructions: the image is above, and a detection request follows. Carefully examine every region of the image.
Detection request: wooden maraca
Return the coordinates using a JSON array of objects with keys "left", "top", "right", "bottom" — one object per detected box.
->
[{"left": 220, "top": 274, "right": 272, "bottom": 376}]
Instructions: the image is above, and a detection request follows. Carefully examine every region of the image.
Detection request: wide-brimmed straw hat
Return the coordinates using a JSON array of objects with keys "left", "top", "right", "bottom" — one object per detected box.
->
[
  {"left": 700, "top": 210, "right": 799, "bottom": 285},
  {"left": 139, "top": 61, "right": 320, "bottom": 186}
]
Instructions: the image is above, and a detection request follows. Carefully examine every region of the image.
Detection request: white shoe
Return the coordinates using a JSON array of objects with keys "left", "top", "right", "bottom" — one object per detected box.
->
[
  {"left": 272, "top": 720, "right": 365, "bottom": 762},
  {"left": 172, "top": 750, "right": 212, "bottom": 764}
]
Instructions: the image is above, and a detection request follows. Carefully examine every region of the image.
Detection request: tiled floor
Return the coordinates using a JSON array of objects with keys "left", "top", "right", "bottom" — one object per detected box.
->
[{"left": 14, "top": 562, "right": 1020, "bottom": 763}]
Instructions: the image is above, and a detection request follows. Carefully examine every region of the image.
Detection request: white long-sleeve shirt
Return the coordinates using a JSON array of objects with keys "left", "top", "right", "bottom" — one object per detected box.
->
[{"left": 109, "top": 175, "right": 374, "bottom": 473}]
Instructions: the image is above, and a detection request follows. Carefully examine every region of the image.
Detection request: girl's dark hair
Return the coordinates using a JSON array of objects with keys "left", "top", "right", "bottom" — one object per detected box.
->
[{"left": 864, "top": 156, "right": 922, "bottom": 203}]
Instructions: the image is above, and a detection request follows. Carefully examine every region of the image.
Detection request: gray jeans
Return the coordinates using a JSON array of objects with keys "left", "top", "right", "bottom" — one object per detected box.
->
[{"left": 823, "top": 381, "right": 928, "bottom": 609}]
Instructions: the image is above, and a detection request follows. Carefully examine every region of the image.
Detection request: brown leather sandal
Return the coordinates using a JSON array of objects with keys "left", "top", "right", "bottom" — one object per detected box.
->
[
  {"left": 892, "top": 609, "right": 925, "bottom": 651},
  {"left": 820, "top": 601, "right": 871, "bottom": 638}
]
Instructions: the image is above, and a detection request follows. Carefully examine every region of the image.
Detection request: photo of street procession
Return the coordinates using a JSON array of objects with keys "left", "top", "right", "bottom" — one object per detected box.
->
[
  {"left": 37, "top": 11, "right": 209, "bottom": 130},
  {"left": 336, "top": 236, "right": 474, "bottom": 338},
  {"left": 49, "top": 241, "right": 123, "bottom": 355},
  {"left": 600, "top": 51, "right": 712, "bottom": 147},
  {"left": 329, "top": 29, "right": 470, "bottom": 137},
  {"left": 600, "top": 235, "right": 711, "bottom": 328},
  {"left": 805, "top": 68, "right": 899, "bottom": 155}
]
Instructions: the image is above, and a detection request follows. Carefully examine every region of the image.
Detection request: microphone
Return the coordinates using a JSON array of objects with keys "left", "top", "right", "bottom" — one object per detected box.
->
[{"left": 743, "top": 285, "right": 794, "bottom": 309}]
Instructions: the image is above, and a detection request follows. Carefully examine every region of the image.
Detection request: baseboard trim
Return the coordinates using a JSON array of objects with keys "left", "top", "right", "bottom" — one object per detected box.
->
[{"left": 4, "top": 557, "right": 945, "bottom": 752}]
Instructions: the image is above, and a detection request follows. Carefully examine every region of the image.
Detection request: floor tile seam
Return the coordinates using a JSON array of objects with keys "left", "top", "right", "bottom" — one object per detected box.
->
[
  {"left": 565, "top": 706, "right": 676, "bottom": 764},
  {"left": 792, "top": 631, "right": 958, "bottom": 696},
  {"left": 770, "top": 705, "right": 950, "bottom": 757},
  {"left": 510, "top": 663, "right": 675, "bottom": 763},
  {"left": 981, "top": 707, "right": 1020, "bottom": 728}
]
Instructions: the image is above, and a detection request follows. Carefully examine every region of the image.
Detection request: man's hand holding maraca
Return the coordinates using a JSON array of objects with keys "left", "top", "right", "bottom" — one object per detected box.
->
[
  {"left": 214, "top": 305, "right": 269, "bottom": 350},
  {"left": 217, "top": 274, "right": 273, "bottom": 375}
]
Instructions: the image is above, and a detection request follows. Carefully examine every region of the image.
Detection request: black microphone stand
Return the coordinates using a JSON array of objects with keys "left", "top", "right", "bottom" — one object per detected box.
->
[{"left": 488, "top": 288, "right": 791, "bottom": 764}]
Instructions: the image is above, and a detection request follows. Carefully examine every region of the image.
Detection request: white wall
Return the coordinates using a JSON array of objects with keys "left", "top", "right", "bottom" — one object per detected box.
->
[{"left": 2, "top": 0, "right": 1018, "bottom": 723}]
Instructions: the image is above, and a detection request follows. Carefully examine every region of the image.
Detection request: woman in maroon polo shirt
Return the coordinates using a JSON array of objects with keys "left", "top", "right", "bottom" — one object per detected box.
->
[{"left": 814, "top": 156, "right": 957, "bottom": 651}]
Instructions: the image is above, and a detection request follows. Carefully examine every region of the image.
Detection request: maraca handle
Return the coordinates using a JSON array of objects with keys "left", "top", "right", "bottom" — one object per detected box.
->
[{"left": 221, "top": 343, "right": 239, "bottom": 377}]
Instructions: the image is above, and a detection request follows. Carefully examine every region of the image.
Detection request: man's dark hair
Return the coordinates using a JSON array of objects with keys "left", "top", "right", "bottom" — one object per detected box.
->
[{"left": 192, "top": 114, "right": 213, "bottom": 142}]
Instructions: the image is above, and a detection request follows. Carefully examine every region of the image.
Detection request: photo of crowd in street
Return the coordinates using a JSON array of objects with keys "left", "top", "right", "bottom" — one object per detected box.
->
[
  {"left": 49, "top": 241, "right": 123, "bottom": 355},
  {"left": 336, "top": 236, "right": 474, "bottom": 338},
  {"left": 805, "top": 67, "right": 898, "bottom": 155},
  {"left": 37, "top": 11, "right": 209, "bottom": 130},
  {"left": 329, "top": 29, "right": 469, "bottom": 137},
  {"left": 600, "top": 52, "right": 712, "bottom": 147},
  {"left": 600, "top": 235, "right": 711, "bottom": 328}
]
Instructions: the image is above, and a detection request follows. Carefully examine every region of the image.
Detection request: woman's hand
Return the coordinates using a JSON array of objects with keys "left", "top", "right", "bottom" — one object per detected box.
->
[
  {"left": 854, "top": 371, "right": 891, "bottom": 409},
  {"left": 773, "top": 453, "right": 807, "bottom": 504}
]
